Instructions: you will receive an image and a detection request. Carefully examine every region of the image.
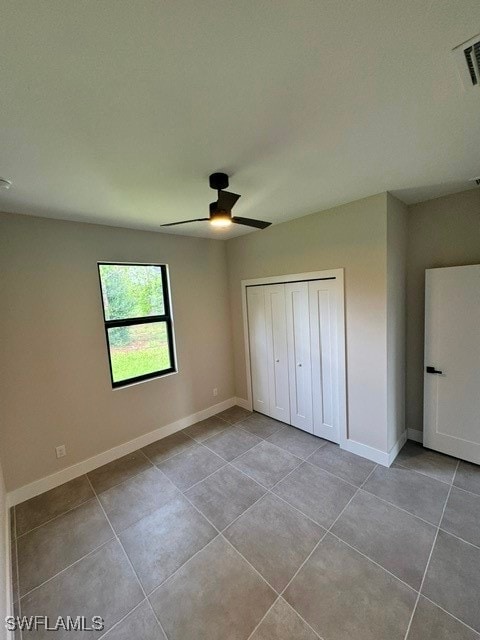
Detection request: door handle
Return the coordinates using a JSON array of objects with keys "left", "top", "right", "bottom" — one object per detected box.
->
[
  {"left": 297, "top": 363, "right": 302, "bottom": 367},
  {"left": 426, "top": 366, "right": 443, "bottom": 374}
]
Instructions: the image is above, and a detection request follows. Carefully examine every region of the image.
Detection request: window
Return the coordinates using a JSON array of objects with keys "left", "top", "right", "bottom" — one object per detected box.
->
[{"left": 98, "top": 262, "right": 176, "bottom": 388}]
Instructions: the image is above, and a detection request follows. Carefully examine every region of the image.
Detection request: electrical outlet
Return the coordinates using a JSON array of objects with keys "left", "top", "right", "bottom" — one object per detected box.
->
[
  {"left": 55, "top": 445, "right": 66, "bottom": 459},
  {"left": 213, "top": 387, "right": 218, "bottom": 397}
]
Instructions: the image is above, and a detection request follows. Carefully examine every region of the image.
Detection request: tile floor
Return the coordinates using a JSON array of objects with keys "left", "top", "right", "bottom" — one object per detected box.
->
[{"left": 10, "top": 408, "right": 480, "bottom": 639}]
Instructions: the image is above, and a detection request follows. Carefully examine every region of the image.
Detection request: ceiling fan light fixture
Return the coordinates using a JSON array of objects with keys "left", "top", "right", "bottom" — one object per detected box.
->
[{"left": 210, "top": 213, "right": 232, "bottom": 228}]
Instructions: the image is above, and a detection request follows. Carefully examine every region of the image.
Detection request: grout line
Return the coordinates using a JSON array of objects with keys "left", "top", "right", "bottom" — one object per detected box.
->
[
  {"left": 141, "top": 430, "right": 199, "bottom": 463},
  {"left": 177, "top": 487, "right": 282, "bottom": 597},
  {"left": 420, "top": 594, "right": 480, "bottom": 636},
  {"left": 451, "top": 461, "right": 459, "bottom": 486},
  {"left": 230, "top": 454, "right": 305, "bottom": 492},
  {"left": 281, "top": 597, "right": 326, "bottom": 640},
  {"left": 358, "top": 487, "right": 440, "bottom": 528},
  {"left": 15, "top": 495, "right": 100, "bottom": 541},
  {"left": 221, "top": 533, "right": 282, "bottom": 595},
  {"left": 272, "top": 465, "right": 379, "bottom": 607},
  {"left": 393, "top": 460, "right": 458, "bottom": 487},
  {"left": 85, "top": 475, "right": 171, "bottom": 640},
  {"left": 146, "top": 534, "right": 222, "bottom": 599},
  {"left": 96, "top": 598, "right": 147, "bottom": 639},
  {"left": 200, "top": 436, "right": 263, "bottom": 464},
  {"left": 449, "top": 483, "right": 480, "bottom": 499},
  {"left": 327, "top": 530, "right": 417, "bottom": 594},
  {"left": 181, "top": 479, "right": 328, "bottom": 640},
  {"left": 178, "top": 461, "right": 230, "bottom": 492},
  {"left": 402, "top": 460, "right": 460, "bottom": 640},
  {"left": 87, "top": 459, "right": 155, "bottom": 498},
  {"left": 19, "top": 537, "right": 114, "bottom": 601}
]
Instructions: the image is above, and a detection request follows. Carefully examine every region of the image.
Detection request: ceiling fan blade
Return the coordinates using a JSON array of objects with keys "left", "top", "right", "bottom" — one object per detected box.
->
[
  {"left": 232, "top": 216, "right": 271, "bottom": 229},
  {"left": 161, "top": 218, "right": 209, "bottom": 227},
  {"left": 217, "top": 190, "right": 240, "bottom": 212}
]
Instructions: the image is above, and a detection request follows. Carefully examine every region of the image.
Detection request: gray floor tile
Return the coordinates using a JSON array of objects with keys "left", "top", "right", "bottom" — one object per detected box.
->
[
  {"left": 396, "top": 441, "right": 458, "bottom": 483},
  {"left": 331, "top": 490, "right": 436, "bottom": 588},
  {"left": 150, "top": 536, "right": 276, "bottom": 640},
  {"left": 422, "top": 530, "right": 480, "bottom": 632},
  {"left": 15, "top": 476, "right": 94, "bottom": 537},
  {"left": 204, "top": 427, "right": 262, "bottom": 461},
  {"left": 102, "top": 600, "right": 166, "bottom": 640},
  {"left": 308, "top": 442, "right": 376, "bottom": 486},
  {"left": 142, "top": 431, "right": 195, "bottom": 465},
  {"left": 10, "top": 506, "right": 15, "bottom": 539},
  {"left": 224, "top": 493, "right": 324, "bottom": 591},
  {"left": 11, "top": 536, "right": 18, "bottom": 603},
  {"left": 158, "top": 444, "right": 225, "bottom": 490},
  {"left": 18, "top": 498, "right": 113, "bottom": 596},
  {"left": 441, "top": 487, "right": 480, "bottom": 547},
  {"left": 98, "top": 467, "right": 180, "bottom": 533},
  {"left": 120, "top": 496, "right": 217, "bottom": 593},
  {"left": 182, "top": 415, "right": 230, "bottom": 442},
  {"left": 237, "top": 413, "right": 285, "bottom": 439},
  {"left": 363, "top": 465, "right": 450, "bottom": 524},
  {"left": 250, "top": 598, "right": 318, "bottom": 640},
  {"left": 454, "top": 461, "right": 480, "bottom": 496},
  {"left": 232, "top": 441, "right": 301, "bottom": 489},
  {"left": 284, "top": 534, "right": 416, "bottom": 640},
  {"left": 273, "top": 462, "right": 356, "bottom": 528},
  {"left": 88, "top": 451, "right": 152, "bottom": 494},
  {"left": 267, "top": 427, "right": 326, "bottom": 459},
  {"left": 216, "top": 405, "right": 252, "bottom": 424},
  {"left": 21, "top": 539, "right": 143, "bottom": 639},
  {"left": 407, "top": 596, "right": 480, "bottom": 640},
  {"left": 185, "top": 465, "right": 266, "bottom": 530},
  {"left": 13, "top": 601, "right": 20, "bottom": 640}
]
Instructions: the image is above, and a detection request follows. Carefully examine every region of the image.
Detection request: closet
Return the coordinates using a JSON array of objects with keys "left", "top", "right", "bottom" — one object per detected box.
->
[{"left": 246, "top": 274, "right": 344, "bottom": 444}]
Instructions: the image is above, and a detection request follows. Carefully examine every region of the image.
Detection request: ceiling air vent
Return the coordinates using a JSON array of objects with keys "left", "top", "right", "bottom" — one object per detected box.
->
[
  {"left": 453, "top": 34, "right": 480, "bottom": 89},
  {"left": 464, "top": 42, "right": 480, "bottom": 85}
]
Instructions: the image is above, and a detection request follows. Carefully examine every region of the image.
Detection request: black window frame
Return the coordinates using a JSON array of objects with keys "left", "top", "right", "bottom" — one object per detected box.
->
[{"left": 97, "top": 261, "right": 177, "bottom": 389}]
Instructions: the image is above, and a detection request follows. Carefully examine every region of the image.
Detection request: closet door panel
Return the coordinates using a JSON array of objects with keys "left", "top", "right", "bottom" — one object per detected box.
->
[
  {"left": 265, "top": 284, "right": 290, "bottom": 423},
  {"left": 309, "top": 280, "right": 339, "bottom": 443},
  {"left": 246, "top": 287, "right": 270, "bottom": 414},
  {"left": 285, "top": 282, "right": 313, "bottom": 432}
]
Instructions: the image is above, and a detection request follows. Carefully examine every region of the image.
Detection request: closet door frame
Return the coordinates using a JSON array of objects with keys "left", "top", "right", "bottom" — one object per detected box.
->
[{"left": 241, "top": 269, "right": 347, "bottom": 446}]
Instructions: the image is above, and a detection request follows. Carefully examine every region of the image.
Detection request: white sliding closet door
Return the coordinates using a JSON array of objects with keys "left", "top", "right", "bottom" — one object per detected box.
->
[
  {"left": 265, "top": 284, "right": 290, "bottom": 423},
  {"left": 285, "top": 282, "right": 313, "bottom": 432},
  {"left": 246, "top": 287, "right": 270, "bottom": 414},
  {"left": 309, "top": 279, "right": 340, "bottom": 443}
]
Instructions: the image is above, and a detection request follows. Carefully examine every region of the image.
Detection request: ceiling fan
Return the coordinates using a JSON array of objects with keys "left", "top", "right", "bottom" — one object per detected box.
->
[{"left": 161, "top": 173, "right": 271, "bottom": 230}]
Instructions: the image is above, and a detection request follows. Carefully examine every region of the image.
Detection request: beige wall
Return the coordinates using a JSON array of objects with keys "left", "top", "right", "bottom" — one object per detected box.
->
[
  {"left": 406, "top": 189, "right": 480, "bottom": 433},
  {"left": 226, "top": 194, "right": 390, "bottom": 451},
  {"left": 386, "top": 194, "right": 407, "bottom": 449},
  {"left": 0, "top": 213, "right": 234, "bottom": 491}
]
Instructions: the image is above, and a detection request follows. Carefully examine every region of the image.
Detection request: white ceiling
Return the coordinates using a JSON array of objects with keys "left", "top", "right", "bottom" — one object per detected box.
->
[{"left": 1, "top": 1, "right": 479, "bottom": 239}]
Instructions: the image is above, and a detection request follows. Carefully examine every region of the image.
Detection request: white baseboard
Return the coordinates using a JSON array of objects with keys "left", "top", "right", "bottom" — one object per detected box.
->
[
  {"left": 341, "top": 430, "right": 407, "bottom": 467},
  {"left": 7, "top": 397, "right": 237, "bottom": 507},
  {"left": 387, "top": 430, "right": 408, "bottom": 466},
  {"left": 407, "top": 428, "right": 423, "bottom": 443},
  {"left": 234, "top": 397, "right": 251, "bottom": 410}
]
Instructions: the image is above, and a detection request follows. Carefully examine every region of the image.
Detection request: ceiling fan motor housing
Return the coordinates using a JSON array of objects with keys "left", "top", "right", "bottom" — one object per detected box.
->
[{"left": 209, "top": 172, "right": 229, "bottom": 191}]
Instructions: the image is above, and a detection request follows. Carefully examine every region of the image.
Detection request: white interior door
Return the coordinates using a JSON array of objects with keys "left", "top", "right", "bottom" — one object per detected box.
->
[
  {"left": 309, "top": 279, "right": 340, "bottom": 443},
  {"left": 246, "top": 287, "right": 270, "bottom": 414},
  {"left": 424, "top": 265, "right": 480, "bottom": 464},
  {"left": 265, "top": 284, "right": 291, "bottom": 423},
  {"left": 285, "top": 282, "right": 313, "bottom": 432}
]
